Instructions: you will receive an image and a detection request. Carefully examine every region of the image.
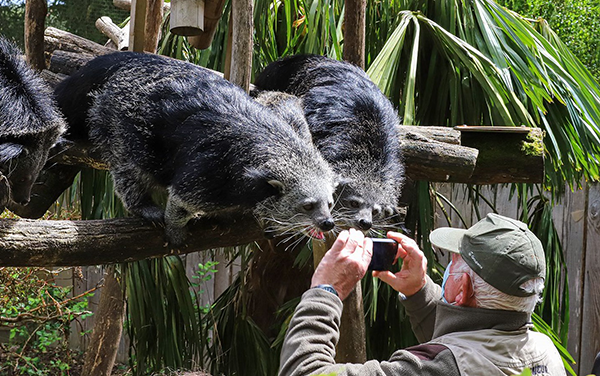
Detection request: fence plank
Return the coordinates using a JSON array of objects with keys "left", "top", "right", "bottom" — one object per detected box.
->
[
  {"left": 581, "top": 183, "right": 600, "bottom": 373},
  {"left": 552, "top": 184, "right": 587, "bottom": 375}
]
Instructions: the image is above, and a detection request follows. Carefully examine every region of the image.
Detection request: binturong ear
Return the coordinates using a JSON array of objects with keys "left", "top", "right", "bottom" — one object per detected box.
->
[
  {"left": 0, "top": 143, "right": 24, "bottom": 163},
  {"left": 244, "top": 167, "right": 286, "bottom": 196},
  {"left": 267, "top": 179, "right": 285, "bottom": 195}
]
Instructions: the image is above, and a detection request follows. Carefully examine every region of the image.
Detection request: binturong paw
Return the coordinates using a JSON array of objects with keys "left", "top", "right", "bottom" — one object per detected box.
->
[
  {"left": 0, "top": 174, "right": 9, "bottom": 209},
  {"left": 136, "top": 206, "right": 165, "bottom": 227},
  {"left": 165, "top": 224, "right": 189, "bottom": 248}
]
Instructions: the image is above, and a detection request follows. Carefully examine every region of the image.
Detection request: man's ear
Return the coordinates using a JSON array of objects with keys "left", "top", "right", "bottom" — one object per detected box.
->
[{"left": 456, "top": 273, "right": 476, "bottom": 308}]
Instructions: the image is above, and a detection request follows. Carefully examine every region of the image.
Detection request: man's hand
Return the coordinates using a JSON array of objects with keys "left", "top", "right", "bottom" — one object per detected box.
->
[
  {"left": 311, "top": 229, "right": 373, "bottom": 300},
  {"left": 374, "top": 232, "right": 427, "bottom": 298}
]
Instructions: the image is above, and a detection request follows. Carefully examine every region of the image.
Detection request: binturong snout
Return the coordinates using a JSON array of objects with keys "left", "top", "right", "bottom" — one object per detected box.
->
[
  {"left": 319, "top": 217, "right": 335, "bottom": 232},
  {"left": 12, "top": 187, "right": 32, "bottom": 206}
]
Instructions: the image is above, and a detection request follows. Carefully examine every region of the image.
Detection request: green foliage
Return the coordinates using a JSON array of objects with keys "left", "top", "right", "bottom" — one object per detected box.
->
[
  {"left": 496, "top": 0, "right": 600, "bottom": 81},
  {"left": 366, "top": 0, "right": 600, "bottom": 189},
  {"left": 0, "top": 268, "right": 93, "bottom": 375},
  {"left": 202, "top": 246, "right": 279, "bottom": 376},
  {"left": 0, "top": 0, "right": 129, "bottom": 48},
  {"left": 125, "top": 256, "right": 203, "bottom": 375},
  {"left": 0, "top": 0, "right": 25, "bottom": 46}
]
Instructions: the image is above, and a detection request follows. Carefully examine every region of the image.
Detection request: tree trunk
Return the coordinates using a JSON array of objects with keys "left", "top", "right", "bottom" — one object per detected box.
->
[
  {"left": 82, "top": 267, "right": 126, "bottom": 376},
  {"left": 343, "top": 0, "right": 366, "bottom": 69},
  {"left": 24, "top": 0, "right": 47, "bottom": 70}
]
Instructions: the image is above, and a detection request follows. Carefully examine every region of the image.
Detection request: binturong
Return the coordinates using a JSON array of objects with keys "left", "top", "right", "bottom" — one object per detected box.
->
[
  {"left": 54, "top": 52, "right": 337, "bottom": 246},
  {"left": 254, "top": 54, "right": 405, "bottom": 233},
  {"left": 0, "top": 37, "right": 66, "bottom": 208}
]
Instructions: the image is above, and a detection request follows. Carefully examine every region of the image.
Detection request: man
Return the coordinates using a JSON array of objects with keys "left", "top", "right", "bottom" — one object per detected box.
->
[{"left": 279, "top": 213, "right": 567, "bottom": 375}]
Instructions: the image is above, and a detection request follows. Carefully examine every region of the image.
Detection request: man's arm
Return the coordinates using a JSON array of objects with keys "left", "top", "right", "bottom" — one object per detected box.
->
[
  {"left": 401, "top": 274, "right": 441, "bottom": 342},
  {"left": 374, "top": 232, "right": 440, "bottom": 342},
  {"left": 278, "top": 288, "right": 459, "bottom": 376}
]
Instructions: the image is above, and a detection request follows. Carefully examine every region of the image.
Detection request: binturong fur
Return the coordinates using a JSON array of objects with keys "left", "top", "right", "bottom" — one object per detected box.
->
[
  {"left": 0, "top": 37, "right": 66, "bottom": 208},
  {"left": 54, "top": 52, "right": 337, "bottom": 245},
  {"left": 254, "top": 54, "right": 404, "bottom": 233}
]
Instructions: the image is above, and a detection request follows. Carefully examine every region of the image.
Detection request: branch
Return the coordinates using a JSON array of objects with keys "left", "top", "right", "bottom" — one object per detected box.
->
[{"left": 0, "top": 215, "right": 264, "bottom": 267}]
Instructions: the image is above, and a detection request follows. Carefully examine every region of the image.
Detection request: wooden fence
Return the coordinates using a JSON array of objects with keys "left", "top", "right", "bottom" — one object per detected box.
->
[{"left": 11, "top": 182, "right": 598, "bottom": 374}]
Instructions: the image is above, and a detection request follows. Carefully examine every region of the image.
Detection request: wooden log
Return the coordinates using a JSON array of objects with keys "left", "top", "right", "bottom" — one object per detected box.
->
[
  {"left": 40, "top": 69, "right": 68, "bottom": 88},
  {"left": 399, "top": 129, "right": 479, "bottom": 182},
  {"left": 25, "top": 0, "right": 47, "bottom": 70},
  {"left": 44, "top": 27, "right": 115, "bottom": 57},
  {"left": 0, "top": 214, "right": 263, "bottom": 267},
  {"left": 398, "top": 125, "right": 460, "bottom": 145},
  {"left": 95, "top": 16, "right": 129, "bottom": 51},
  {"left": 458, "top": 126, "right": 544, "bottom": 184},
  {"left": 49, "top": 50, "right": 96, "bottom": 76}
]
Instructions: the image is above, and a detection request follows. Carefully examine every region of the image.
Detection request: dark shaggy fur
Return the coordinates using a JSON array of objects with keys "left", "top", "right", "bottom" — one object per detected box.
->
[
  {"left": 0, "top": 37, "right": 66, "bottom": 207},
  {"left": 254, "top": 54, "right": 404, "bottom": 233},
  {"left": 54, "top": 52, "right": 337, "bottom": 245}
]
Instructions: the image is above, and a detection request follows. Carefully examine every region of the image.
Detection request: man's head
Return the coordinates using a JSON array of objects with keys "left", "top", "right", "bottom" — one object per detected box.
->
[{"left": 430, "top": 213, "right": 546, "bottom": 312}]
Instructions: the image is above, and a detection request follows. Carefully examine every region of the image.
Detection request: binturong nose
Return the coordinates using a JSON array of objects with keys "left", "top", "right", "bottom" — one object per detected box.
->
[
  {"left": 358, "top": 218, "right": 372, "bottom": 231},
  {"left": 320, "top": 218, "right": 335, "bottom": 232}
]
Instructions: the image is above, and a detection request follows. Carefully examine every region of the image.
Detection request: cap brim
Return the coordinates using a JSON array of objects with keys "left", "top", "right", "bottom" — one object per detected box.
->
[{"left": 429, "top": 227, "right": 467, "bottom": 254}]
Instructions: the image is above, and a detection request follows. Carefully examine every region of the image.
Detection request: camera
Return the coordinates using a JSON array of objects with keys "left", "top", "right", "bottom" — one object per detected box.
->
[{"left": 368, "top": 238, "right": 398, "bottom": 271}]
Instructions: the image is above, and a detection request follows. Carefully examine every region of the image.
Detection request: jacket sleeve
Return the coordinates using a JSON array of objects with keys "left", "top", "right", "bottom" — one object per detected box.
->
[
  {"left": 278, "top": 287, "right": 460, "bottom": 376},
  {"left": 401, "top": 275, "right": 442, "bottom": 343}
]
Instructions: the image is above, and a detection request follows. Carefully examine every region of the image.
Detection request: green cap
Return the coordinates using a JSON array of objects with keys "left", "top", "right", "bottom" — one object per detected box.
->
[{"left": 429, "top": 213, "right": 545, "bottom": 297}]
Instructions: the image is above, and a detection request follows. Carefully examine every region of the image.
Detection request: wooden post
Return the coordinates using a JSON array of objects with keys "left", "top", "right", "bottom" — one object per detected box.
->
[
  {"left": 129, "top": 0, "right": 147, "bottom": 52},
  {"left": 81, "top": 267, "right": 126, "bottom": 376},
  {"left": 339, "top": 2, "right": 368, "bottom": 361},
  {"left": 227, "top": 0, "right": 253, "bottom": 92},
  {"left": 144, "top": 0, "right": 165, "bottom": 53},
  {"left": 24, "top": 0, "right": 47, "bottom": 70},
  {"left": 343, "top": 0, "right": 366, "bottom": 69}
]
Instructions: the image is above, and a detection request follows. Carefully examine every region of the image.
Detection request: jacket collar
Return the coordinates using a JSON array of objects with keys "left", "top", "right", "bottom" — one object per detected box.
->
[{"left": 432, "top": 302, "right": 532, "bottom": 339}]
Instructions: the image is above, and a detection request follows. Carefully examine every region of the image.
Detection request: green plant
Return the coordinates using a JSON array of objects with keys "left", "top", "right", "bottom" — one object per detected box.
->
[{"left": 0, "top": 267, "right": 95, "bottom": 375}]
